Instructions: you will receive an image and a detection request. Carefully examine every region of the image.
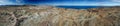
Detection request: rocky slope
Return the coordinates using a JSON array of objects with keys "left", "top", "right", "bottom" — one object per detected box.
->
[{"left": 0, "top": 5, "right": 120, "bottom": 26}]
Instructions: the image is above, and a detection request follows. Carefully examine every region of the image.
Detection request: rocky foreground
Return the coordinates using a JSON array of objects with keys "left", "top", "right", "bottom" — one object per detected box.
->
[{"left": 0, "top": 5, "right": 120, "bottom": 26}]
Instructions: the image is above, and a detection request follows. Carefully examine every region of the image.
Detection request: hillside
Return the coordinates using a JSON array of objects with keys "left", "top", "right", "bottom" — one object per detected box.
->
[{"left": 0, "top": 5, "right": 120, "bottom": 26}]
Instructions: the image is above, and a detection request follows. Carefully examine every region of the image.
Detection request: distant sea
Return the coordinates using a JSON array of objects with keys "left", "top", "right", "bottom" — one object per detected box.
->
[{"left": 56, "top": 6, "right": 110, "bottom": 9}]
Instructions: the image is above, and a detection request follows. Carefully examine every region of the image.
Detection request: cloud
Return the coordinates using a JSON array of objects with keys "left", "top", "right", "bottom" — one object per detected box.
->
[
  {"left": 0, "top": 0, "right": 120, "bottom": 6},
  {"left": 16, "top": 0, "right": 22, "bottom": 3},
  {"left": 112, "top": 0, "right": 120, "bottom": 2},
  {"left": 48, "top": 1, "right": 120, "bottom": 6},
  {"left": 0, "top": 0, "right": 14, "bottom": 5},
  {"left": 0, "top": 0, "right": 24, "bottom": 5}
]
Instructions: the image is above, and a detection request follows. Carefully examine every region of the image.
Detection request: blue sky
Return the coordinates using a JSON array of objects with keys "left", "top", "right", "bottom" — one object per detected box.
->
[{"left": 0, "top": 0, "right": 120, "bottom": 6}]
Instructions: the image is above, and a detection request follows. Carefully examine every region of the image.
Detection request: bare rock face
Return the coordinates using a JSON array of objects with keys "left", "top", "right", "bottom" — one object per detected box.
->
[{"left": 0, "top": 5, "right": 120, "bottom": 26}]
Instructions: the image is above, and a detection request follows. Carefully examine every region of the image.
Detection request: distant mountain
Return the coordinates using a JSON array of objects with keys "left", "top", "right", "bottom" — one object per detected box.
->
[{"left": 0, "top": 5, "right": 120, "bottom": 26}]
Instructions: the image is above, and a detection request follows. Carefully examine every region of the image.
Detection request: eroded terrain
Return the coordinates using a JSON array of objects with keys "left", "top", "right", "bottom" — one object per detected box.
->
[{"left": 0, "top": 6, "right": 120, "bottom": 26}]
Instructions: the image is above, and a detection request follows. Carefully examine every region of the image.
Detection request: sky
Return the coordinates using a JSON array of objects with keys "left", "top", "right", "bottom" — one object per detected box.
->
[{"left": 0, "top": 0, "right": 120, "bottom": 6}]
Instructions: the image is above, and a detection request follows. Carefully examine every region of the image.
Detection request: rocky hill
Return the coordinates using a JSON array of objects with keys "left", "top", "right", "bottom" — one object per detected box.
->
[{"left": 0, "top": 5, "right": 120, "bottom": 26}]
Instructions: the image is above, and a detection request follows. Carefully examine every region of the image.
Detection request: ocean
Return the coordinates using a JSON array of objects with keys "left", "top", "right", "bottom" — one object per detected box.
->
[{"left": 56, "top": 6, "right": 109, "bottom": 9}]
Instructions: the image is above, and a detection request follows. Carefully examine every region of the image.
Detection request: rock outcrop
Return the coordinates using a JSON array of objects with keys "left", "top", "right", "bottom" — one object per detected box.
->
[{"left": 0, "top": 5, "right": 120, "bottom": 26}]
